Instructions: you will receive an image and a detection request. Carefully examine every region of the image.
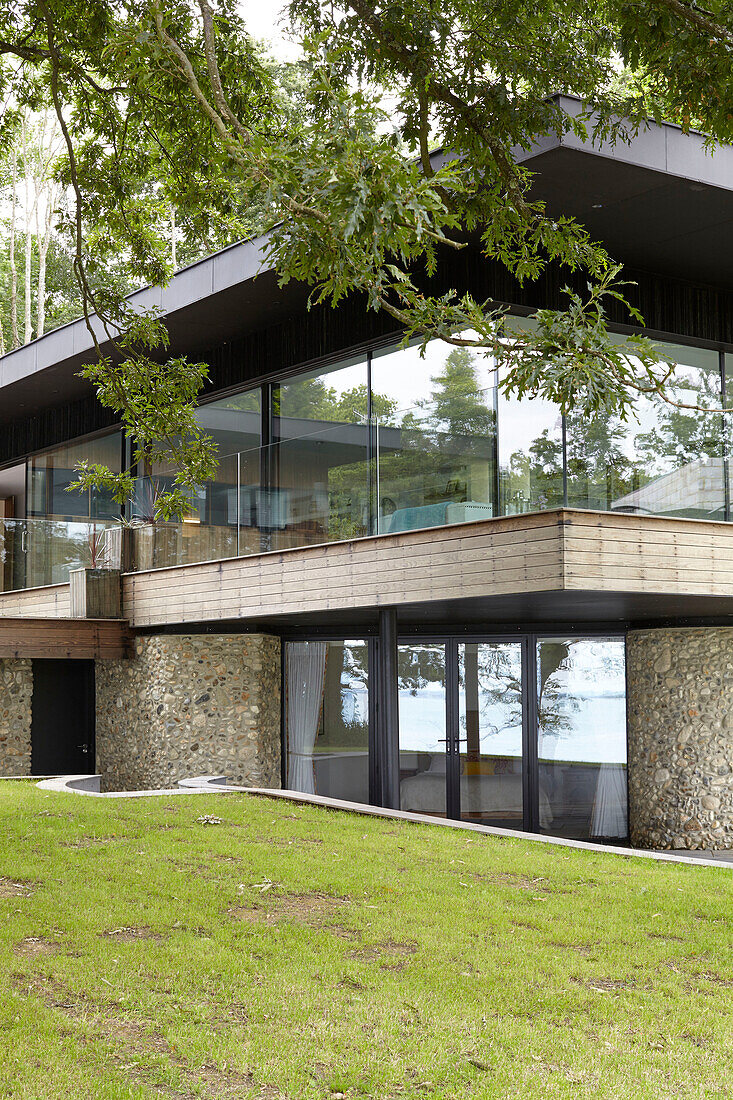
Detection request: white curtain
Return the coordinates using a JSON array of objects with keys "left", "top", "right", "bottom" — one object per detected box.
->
[
  {"left": 286, "top": 641, "right": 328, "bottom": 793},
  {"left": 591, "top": 763, "right": 628, "bottom": 838}
]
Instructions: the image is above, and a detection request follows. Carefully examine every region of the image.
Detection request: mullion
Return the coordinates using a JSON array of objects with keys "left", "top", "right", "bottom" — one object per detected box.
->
[{"left": 445, "top": 639, "right": 460, "bottom": 820}]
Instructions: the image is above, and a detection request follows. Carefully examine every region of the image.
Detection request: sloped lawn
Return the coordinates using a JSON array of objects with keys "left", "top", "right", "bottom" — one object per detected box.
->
[{"left": 0, "top": 780, "right": 731, "bottom": 1098}]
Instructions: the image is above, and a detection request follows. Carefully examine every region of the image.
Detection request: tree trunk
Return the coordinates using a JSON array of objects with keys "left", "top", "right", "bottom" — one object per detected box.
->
[
  {"left": 35, "top": 181, "right": 56, "bottom": 339},
  {"left": 23, "top": 211, "right": 32, "bottom": 344},
  {"left": 9, "top": 147, "right": 19, "bottom": 351},
  {"left": 22, "top": 120, "right": 33, "bottom": 345}
]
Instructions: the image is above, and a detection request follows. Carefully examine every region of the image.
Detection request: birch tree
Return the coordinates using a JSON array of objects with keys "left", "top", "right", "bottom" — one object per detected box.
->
[
  {"left": 8, "top": 144, "right": 19, "bottom": 350},
  {"left": 34, "top": 114, "right": 63, "bottom": 337}
]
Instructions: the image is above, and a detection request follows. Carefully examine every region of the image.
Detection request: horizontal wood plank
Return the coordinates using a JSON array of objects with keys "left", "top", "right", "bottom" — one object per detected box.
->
[
  {"left": 1, "top": 510, "right": 733, "bottom": 631},
  {"left": 0, "top": 617, "right": 131, "bottom": 659}
]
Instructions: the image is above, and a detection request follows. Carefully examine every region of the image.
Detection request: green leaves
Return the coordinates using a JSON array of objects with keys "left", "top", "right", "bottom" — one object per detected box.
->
[
  {"left": 76, "top": 350, "right": 219, "bottom": 522},
  {"left": 2, "top": 0, "right": 731, "bottom": 509}
]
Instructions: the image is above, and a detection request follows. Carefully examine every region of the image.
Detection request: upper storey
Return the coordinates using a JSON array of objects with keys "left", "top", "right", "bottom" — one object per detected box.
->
[{"left": 2, "top": 96, "right": 733, "bottom": 431}]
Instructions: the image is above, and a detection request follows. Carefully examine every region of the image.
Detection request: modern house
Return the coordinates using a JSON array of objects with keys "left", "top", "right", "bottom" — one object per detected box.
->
[{"left": 0, "top": 98, "right": 732, "bottom": 851}]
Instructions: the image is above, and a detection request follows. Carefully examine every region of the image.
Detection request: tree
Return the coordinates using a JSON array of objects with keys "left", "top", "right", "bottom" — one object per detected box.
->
[
  {"left": 0, "top": 0, "right": 730, "bottom": 513},
  {"left": 427, "top": 348, "right": 494, "bottom": 441}
]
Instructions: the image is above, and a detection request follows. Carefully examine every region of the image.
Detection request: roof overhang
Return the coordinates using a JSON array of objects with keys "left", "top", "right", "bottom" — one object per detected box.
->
[
  {"left": 519, "top": 95, "right": 733, "bottom": 289},
  {"left": 0, "top": 233, "right": 317, "bottom": 426}
]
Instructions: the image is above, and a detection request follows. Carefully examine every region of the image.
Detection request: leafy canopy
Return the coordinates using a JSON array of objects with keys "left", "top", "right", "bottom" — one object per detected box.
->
[{"left": 0, "top": 0, "right": 731, "bottom": 514}]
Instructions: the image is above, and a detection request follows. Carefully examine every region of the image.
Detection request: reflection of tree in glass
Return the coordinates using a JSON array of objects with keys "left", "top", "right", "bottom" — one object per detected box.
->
[
  {"left": 633, "top": 366, "right": 722, "bottom": 477},
  {"left": 325, "top": 388, "right": 397, "bottom": 540},
  {"left": 565, "top": 405, "right": 635, "bottom": 508},
  {"left": 317, "top": 642, "right": 369, "bottom": 751},
  {"left": 216, "top": 390, "right": 260, "bottom": 413},
  {"left": 508, "top": 428, "right": 564, "bottom": 512},
  {"left": 274, "top": 378, "right": 397, "bottom": 425},
  {"left": 460, "top": 644, "right": 522, "bottom": 742},
  {"left": 426, "top": 348, "right": 495, "bottom": 440},
  {"left": 397, "top": 645, "right": 445, "bottom": 695},
  {"left": 537, "top": 642, "right": 574, "bottom": 747},
  {"left": 537, "top": 640, "right": 625, "bottom": 755},
  {"left": 567, "top": 361, "right": 723, "bottom": 512},
  {"left": 378, "top": 347, "right": 495, "bottom": 511}
]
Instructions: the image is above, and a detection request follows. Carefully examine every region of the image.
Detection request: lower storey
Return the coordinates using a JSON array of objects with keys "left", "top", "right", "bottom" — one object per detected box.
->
[{"left": 1, "top": 622, "right": 731, "bottom": 850}]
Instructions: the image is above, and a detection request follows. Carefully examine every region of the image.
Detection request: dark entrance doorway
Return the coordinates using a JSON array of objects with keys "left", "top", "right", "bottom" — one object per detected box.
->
[{"left": 31, "top": 660, "right": 95, "bottom": 774}]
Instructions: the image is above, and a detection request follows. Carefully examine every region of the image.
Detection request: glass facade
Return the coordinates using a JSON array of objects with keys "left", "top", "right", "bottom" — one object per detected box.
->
[
  {"left": 122, "top": 329, "right": 729, "bottom": 572},
  {"left": 2, "top": 319, "right": 733, "bottom": 588},
  {"left": 13, "top": 431, "right": 124, "bottom": 587},
  {"left": 567, "top": 342, "right": 724, "bottom": 519},
  {"left": 272, "top": 357, "right": 369, "bottom": 548},
  {"left": 28, "top": 432, "right": 122, "bottom": 521},
  {"left": 285, "top": 633, "right": 628, "bottom": 843},
  {"left": 371, "top": 341, "right": 496, "bottom": 534},
  {"left": 398, "top": 643, "right": 448, "bottom": 816},
  {"left": 284, "top": 639, "right": 369, "bottom": 802},
  {"left": 458, "top": 642, "right": 524, "bottom": 826},
  {"left": 537, "top": 638, "right": 628, "bottom": 839}
]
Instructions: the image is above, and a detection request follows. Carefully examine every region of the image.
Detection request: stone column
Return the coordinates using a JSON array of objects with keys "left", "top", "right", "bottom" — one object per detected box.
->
[
  {"left": 96, "top": 633, "right": 281, "bottom": 792},
  {"left": 0, "top": 659, "right": 32, "bottom": 775},
  {"left": 627, "top": 627, "right": 733, "bottom": 850}
]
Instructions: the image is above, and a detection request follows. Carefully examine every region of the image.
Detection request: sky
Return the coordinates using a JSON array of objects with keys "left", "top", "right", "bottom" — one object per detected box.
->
[{"left": 243, "top": 0, "right": 302, "bottom": 60}]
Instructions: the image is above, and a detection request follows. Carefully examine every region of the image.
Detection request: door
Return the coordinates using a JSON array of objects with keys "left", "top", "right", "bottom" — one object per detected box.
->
[
  {"left": 457, "top": 641, "right": 525, "bottom": 827},
  {"left": 536, "top": 637, "right": 628, "bottom": 840},
  {"left": 397, "top": 643, "right": 448, "bottom": 816},
  {"left": 393, "top": 635, "right": 627, "bottom": 841},
  {"left": 31, "top": 660, "right": 95, "bottom": 774}
]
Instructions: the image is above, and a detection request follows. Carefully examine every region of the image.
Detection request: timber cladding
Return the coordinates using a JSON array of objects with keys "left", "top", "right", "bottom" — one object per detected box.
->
[
  {"left": 1, "top": 509, "right": 733, "bottom": 631},
  {"left": 0, "top": 583, "right": 71, "bottom": 619},
  {"left": 122, "top": 509, "right": 733, "bottom": 629},
  {"left": 0, "top": 618, "right": 131, "bottom": 660}
]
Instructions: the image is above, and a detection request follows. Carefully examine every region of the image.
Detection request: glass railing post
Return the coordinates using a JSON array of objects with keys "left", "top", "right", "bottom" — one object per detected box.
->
[{"left": 236, "top": 451, "right": 241, "bottom": 558}]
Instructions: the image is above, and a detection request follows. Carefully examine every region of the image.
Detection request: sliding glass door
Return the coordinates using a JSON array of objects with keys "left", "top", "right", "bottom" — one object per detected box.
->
[
  {"left": 394, "top": 635, "right": 627, "bottom": 840},
  {"left": 537, "top": 637, "right": 627, "bottom": 840},
  {"left": 397, "top": 644, "right": 448, "bottom": 816},
  {"left": 285, "top": 633, "right": 628, "bottom": 842},
  {"left": 458, "top": 642, "right": 524, "bottom": 827},
  {"left": 284, "top": 639, "right": 370, "bottom": 802}
]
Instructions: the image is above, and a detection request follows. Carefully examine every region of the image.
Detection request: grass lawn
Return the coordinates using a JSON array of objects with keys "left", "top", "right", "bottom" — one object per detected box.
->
[{"left": 0, "top": 782, "right": 730, "bottom": 1098}]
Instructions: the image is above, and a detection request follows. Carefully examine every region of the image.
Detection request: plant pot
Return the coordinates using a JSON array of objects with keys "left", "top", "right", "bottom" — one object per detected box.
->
[{"left": 69, "top": 567, "right": 122, "bottom": 619}]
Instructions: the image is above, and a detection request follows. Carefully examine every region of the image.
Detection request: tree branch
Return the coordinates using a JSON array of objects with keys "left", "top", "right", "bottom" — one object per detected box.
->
[
  {"left": 648, "top": 0, "right": 733, "bottom": 44},
  {"left": 196, "top": 0, "right": 252, "bottom": 142}
]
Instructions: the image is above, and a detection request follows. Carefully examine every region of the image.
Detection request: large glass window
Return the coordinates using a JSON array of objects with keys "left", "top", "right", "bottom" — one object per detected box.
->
[
  {"left": 284, "top": 632, "right": 627, "bottom": 843},
  {"left": 497, "top": 380, "right": 564, "bottom": 516},
  {"left": 272, "top": 357, "right": 369, "bottom": 549},
  {"left": 498, "top": 317, "right": 564, "bottom": 516},
  {"left": 285, "top": 640, "right": 369, "bottom": 802},
  {"left": 397, "top": 643, "right": 447, "bottom": 816},
  {"left": 194, "top": 390, "right": 262, "bottom": 530},
  {"left": 131, "top": 390, "right": 263, "bottom": 566},
  {"left": 371, "top": 341, "right": 496, "bottom": 534},
  {"left": 24, "top": 431, "right": 123, "bottom": 585},
  {"left": 28, "top": 432, "right": 122, "bottom": 521},
  {"left": 724, "top": 353, "right": 733, "bottom": 522},
  {"left": 567, "top": 342, "right": 724, "bottom": 519},
  {"left": 537, "top": 637, "right": 627, "bottom": 840}
]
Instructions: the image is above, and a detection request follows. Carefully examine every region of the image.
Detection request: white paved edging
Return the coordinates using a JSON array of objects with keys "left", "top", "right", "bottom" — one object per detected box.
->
[
  {"left": 35, "top": 775, "right": 216, "bottom": 798},
  {"left": 30, "top": 774, "right": 732, "bottom": 868}
]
